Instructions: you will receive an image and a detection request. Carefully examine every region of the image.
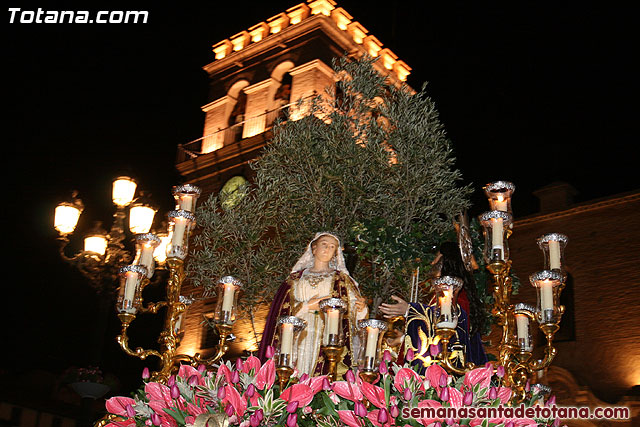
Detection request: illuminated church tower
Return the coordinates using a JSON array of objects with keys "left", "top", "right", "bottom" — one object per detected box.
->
[{"left": 175, "top": 0, "right": 411, "bottom": 358}]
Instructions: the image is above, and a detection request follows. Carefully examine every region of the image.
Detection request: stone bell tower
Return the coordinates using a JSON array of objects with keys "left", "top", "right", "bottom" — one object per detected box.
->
[{"left": 175, "top": 0, "right": 411, "bottom": 358}]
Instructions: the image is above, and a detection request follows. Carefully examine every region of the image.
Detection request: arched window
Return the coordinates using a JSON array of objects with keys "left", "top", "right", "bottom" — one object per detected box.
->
[
  {"left": 226, "top": 80, "right": 249, "bottom": 143},
  {"left": 269, "top": 61, "right": 295, "bottom": 124}
]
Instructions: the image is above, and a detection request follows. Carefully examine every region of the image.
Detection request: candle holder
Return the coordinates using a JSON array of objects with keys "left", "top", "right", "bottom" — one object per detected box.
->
[
  {"left": 357, "top": 319, "right": 388, "bottom": 381},
  {"left": 275, "top": 316, "right": 306, "bottom": 389},
  {"left": 433, "top": 276, "right": 463, "bottom": 329},
  {"left": 530, "top": 270, "right": 566, "bottom": 325},
  {"left": 166, "top": 210, "right": 195, "bottom": 260},
  {"left": 173, "top": 184, "right": 202, "bottom": 213},
  {"left": 133, "top": 233, "right": 161, "bottom": 278},
  {"left": 320, "top": 298, "right": 347, "bottom": 381},
  {"left": 537, "top": 233, "right": 568, "bottom": 272},
  {"left": 480, "top": 210, "right": 513, "bottom": 263},
  {"left": 483, "top": 181, "right": 515, "bottom": 214},
  {"left": 116, "top": 265, "right": 147, "bottom": 314},
  {"left": 513, "top": 303, "right": 536, "bottom": 355},
  {"left": 213, "top": 276, "right": 243, "bottom": 326}
]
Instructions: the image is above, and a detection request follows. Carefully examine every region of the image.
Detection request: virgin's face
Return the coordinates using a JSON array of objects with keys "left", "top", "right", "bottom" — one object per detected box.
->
[{"left": 312, "top": 235, "right": 339, "bottom": 263}]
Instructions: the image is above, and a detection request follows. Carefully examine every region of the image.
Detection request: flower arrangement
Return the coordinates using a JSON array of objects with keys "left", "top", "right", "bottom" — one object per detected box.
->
[{"left": 104, "top": 349, "right": 559, "bottom": 427}]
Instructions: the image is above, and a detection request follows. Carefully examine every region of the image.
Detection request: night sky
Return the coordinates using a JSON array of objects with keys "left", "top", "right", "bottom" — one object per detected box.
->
[{"left": 3, "top": 1, "right": 637, "bottom": 397}]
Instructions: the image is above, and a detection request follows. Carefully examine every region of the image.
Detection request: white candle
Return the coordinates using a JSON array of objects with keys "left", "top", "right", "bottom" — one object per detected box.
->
[
  {"left": 171, "top": 218, "right": 187, "bottom": 247},
  {"left": 139, "top": 244, "right": 154, "bottom": 270},
  {"left": 124, "top": 272, "right": 138, "bottom": 304},
  {"left": 280, "top": 323, "right": 294, "bottom": 356},
  {"left": 549, "top": 240, "right": 561, "bottom": 270},
  {"left": 540, "top": 280, "right": 554, "bottom": 311},
  {"left": 327, "top": 308, "right": 340, "bottom": 336},
  {"left": 221, "top": 283, "right": 236, "bottom": 312},
  {"left": 491, "top": 218, "right": 504, "bottom": 259},
  {"left": 365, "top": 326, "right": 380, "bottom": 358},
  {"left": 439, "top": 290, "right": 452, "bottom": 317},
  {"left": 179, "top": 195, "right": 194, "bottom": 212},
  {"left": 515, "top": 314, "right": 530, "bottom": 350}
]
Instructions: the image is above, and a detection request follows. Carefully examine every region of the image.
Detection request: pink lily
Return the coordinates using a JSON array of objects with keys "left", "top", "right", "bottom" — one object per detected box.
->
[
  {"left": 416, "top": 399, "right": 443, "bottom": 426},
  {"left": 332, "top": 381, "right": 363, "bottom": 402},
  {"left": 242, "top": 356, "right": 261, "bottom": 374},
  {"left": 106, "top": 397, "right": 137, "bottom": 416},
  {"left": 338, "top": 410, "right": 363, "bottom": 427},
  {"left": 280, "top": 383, "right": 315, "bottom": 407},
  {"left": 254, "top": 358, "right": 275, "bottom": 390},
  {"left": 361, "top": 381, "right": 386, "bottom": 408},
  {"left": 177, "top": 364, "right": 200, "bottom": 381},
  {"left": 222, "top": 384, "right": 247, "bottom": 417},
  {"left": 216, "top": 364, "right": 233, "bottom": 384},
  {"left": 425, "top": 364, "right": 447, "bottom": 393},
  {"left": 446, "top": 387, "right": 463, "bottom": 408},
  {"left": 497, "top": 387, "right": 512, "bottom": 404},
  {"left": 300, "top": 374, "right": 329, "bottom": 394},
  {"left": 394, "top": 368, "right": 424, "bottom": 393},
  {"left": 463, "top": 366, "right": 492, "bottom": 390}
]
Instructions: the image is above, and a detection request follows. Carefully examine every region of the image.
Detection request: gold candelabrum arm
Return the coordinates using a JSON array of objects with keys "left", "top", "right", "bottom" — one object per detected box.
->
[
  {"left": 116, "top": 312, "right": 163, "bottom": 360},
  {"left": 436, "top": 327, "right": 477, "bottom": 376}
]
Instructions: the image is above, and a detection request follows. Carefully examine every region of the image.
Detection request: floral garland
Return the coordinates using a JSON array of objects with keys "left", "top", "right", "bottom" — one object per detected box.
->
[{"left": 104, "top": 349, "right": 558, "bottom": 427}]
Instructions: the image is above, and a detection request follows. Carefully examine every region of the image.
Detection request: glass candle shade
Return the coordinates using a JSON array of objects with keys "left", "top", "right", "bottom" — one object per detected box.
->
[
  {"left": 129, "top": 202, "right": 157, "bottom": 234},
  {"left": 483, "top": 181, "right": 515, "bottom": 214},
  {"left": 276, "top": 316, "right": 307, "bottom": 368},
  {"left": 174, "top": 295, "right": 194, "bottom": 335},
  {"left": 433, "top": 276, "right": 463, "bottom": 329},
  {"left": 530, "top": 270, "right": 566, "bottom": 325},
  {"left": 54, "top": 200, "right": 83, "bottom": 235},
  {"left": 112, "top": 177, "right": 137, "bottom": 207},
  {"left": 531, "top": 383, "right": 552, "bottom": 406},
  {"left": 153, "top": 232, "right": 170, "bottom": 265},
  {"left": 357, "top": 319, "right": 388, "bottom": 371},
  {"left": 319, "top": 298, "right": 347, "bottom": 346},
  {"left": 172, "top": 184, "right": 201, "bottom": 213},
  {"left": 480, "top": 210, "right": 513, "bottom": 262},
  {"left": 166, "top": 210, "right": 195, "bottom": 260},
  {"left": 134, "top": 233, "right": 161, "bottom": 278},
  {"left": 213, "top": 276, "right": 243, "bottom": 326},
  {"left": 513, "top": 303, "right": 536, "bottom": 353},
  {"left": 117, "top": 265, "right": 147, "bottom": 314},
  {"left": 537, "top": 233, "right": 568, "bottom": 272}
]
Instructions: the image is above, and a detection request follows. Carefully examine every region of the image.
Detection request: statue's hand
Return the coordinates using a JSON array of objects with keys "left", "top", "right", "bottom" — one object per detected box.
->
[
  {"left": 307, "top": 296, "right": 328, "bottom": 311},
  {"left": 378, "top": 295, "right": 409, "bottom": 318},
  {"left": 355, "top": 296, "right": 367, "bottom": 311}
]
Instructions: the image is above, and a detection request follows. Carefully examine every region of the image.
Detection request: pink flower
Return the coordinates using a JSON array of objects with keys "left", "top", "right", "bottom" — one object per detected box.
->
[
  {"left": 217, "top": 387, "right": 226, "bottom": 400},
  {"left": 440, "top": 387, "right": 450, "bottom": 402},
  {"left": 222, "top": 385, "right": 246, "bottom": 417},
  {"left": 265, "top": 345, "right": 275, "bottom": 359},
  {"left": 463, "top": 366, "right": 493, "bottom": 390},
  {"left": 167, "top": 375, "right": 176, "bottom": 387},
  {"left": 286, "top": 401, "right": 299, "bottom": 413},
  {"left": 328, "top": 391, "right": 340, "bottom": 404},
  {"left": 425, "top": 364, "right": 447, "bottom": 392},
  {"left": 245, "top": 384, "right": 255, "bottom": 398},
  {"left": 197, "top": 364, "right": 206, "bottom": 374},
  {"left": 236, "top": 358, "right": 244, "bottom": 372},
  {"left": 303, "top": 406, "right": 312, "bottom": 415},
  {"left": 377, "top": 408, "right": 388, "bottom": 424},
  {"left": 142, "top": 368, "right": 150, "bottom": 380},
  {"left": 403, "top": 388, "right": 412, "bottom": 401},
  {"left": 338, "top": 411, "right": 362, "bottom": 427},
  {"left": 496, "top": 365, "right": 505, "bottom": 378},
  {"left": 447, "top": 387, "right": 463, "bottom": 408},
  {"left": 231, "top": 370, "right": 240, "bottom": 384},
  {"left": 216, "top": 364, "right": 233, "bottom": 384},
  {"left": 242, "top": 356, "right": 261, "bottom": 374},
  {"left": 280, "top": 384, "right": 314, "bottom": 407},
  {"left": 254, "top": 359, "right": 275, "bottom": 390},
  {"left": 489, "top": 387, "right": 497, "bottom": 399},
  {"left": 300, "top": 375, "right": 329, "bottom": 394},
  {"left": 106, "top": 397, "right": 136, "bottom": 416},
  {"left": 125, "top": 404, "right": 136, "bottom": 418},
  {"left": 346, "top": 370, "right": 356, "bottom": 383},
  {"left": 463, "top": 391, "right": 473, "bottom": 406},
  {"left": 390, "top": 404, "right": 399, "bottom": 418},
  {"left": 332, "top": 381, "right": 363, "bottom": 402},
  {"left": 286, "top": 413, "right": 297, "bottom": 427},
  {"left": 188, "top": 375, "right": 199, "bottom": 387},
  {"left": 361, "top": 381, "right": 386, "bottom": 408},
  {"left": 150, "top": 413, "right": 161, "bottom": 426},
  {"left": 170, "top": 384, "right": 180, "bottom": 399},
  {"left": 322, "top": 377, "right": 332, "bottom": 391},
  {"left": 177, "top": 365, "right": 200, "bottom": 381},
  {"left": 354, "top": 401, "right": 368, "bottom": 417},
  {"left": 379, "top": 361, "right": 388, "bottom": 374},
  {"left": 394, "top": 368, "right": 424, "bottom": 393},
  {"left": 497, "top": 387, "right": 512, "bottom": 404},
  {"left": 405, "top": 348, "right": 415, "bottom": 361},
  {"left": 249, "top": 414, "right": 260, "bottom": 427},
  {"left": 416, "top": 400, "right": 443, "bottom": 426}
]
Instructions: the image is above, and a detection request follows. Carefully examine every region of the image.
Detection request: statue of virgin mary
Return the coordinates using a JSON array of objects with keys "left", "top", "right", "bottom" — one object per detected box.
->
[{"left": 257, "top": 232, "right": 368, "bottom": 376}]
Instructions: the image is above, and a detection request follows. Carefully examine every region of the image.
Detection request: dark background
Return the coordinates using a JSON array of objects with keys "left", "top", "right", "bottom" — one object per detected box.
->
[{"left": 3, "top": 0, "right": 637, "bottom": 400}]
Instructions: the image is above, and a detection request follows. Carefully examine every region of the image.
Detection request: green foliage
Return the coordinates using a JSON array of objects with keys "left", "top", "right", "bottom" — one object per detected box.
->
[{"left": 190, "top": 56, "right": 472, "bottom": 325}]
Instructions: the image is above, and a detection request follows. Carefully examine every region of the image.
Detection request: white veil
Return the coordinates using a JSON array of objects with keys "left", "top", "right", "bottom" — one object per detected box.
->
[{"left": 290, "top": 232, "right": 354, "bottom": 282}]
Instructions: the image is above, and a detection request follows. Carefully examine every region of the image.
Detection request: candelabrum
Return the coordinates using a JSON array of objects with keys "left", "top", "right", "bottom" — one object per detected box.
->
[
  {"left": 433, "top": 181, "right": 568, "bottom": 403},
  {"left": 54, "top": 177, "right": 158, "bottom": 294},
  {"left": 113, "top": 184, "right": 241, "bottom": 383}
]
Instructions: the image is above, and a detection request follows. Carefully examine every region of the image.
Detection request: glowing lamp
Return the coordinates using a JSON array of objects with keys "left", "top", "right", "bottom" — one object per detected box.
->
[
  {"left": 112, "top": 177, "right": 137, "bottom": 207},
  {"left": 152, "top": 232, "right": 170, "bottom": 264},
  {"left": 134, "top": 233, "right": 161, "bottom": 278},
  {"left": 513, "top": 303, "right": 536, "bottom": 353},
  {"left": 116, "top": 264, "right": 147, "bottom": 314},
  {"left": 129, "top": 202, "right": 156, "bottom": 234},
  {"left": 54, "top": 199, "right": 83, "bottom": 235},
  {"left": 165, "top": 210, "right": 196, "bottom": 260},
  {"left": 83, "top": 222, "right": 108, "bottom": 256},
  {"left": 172, "top": 184, "right": 201, "bottom": 212}
]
